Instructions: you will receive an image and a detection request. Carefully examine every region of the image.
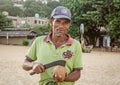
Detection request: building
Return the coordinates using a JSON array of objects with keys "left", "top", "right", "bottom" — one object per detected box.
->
[
  {"left": 7, "top": 16, "right": 48, "bottom": 28},
  {"left": 0, "top": 28, "right": 37, "bottom": 45}
]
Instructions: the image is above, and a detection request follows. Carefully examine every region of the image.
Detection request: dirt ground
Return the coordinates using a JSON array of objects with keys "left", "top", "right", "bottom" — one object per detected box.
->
[{"left": 0, "top": 45, "right": 120, "bottom": 85}]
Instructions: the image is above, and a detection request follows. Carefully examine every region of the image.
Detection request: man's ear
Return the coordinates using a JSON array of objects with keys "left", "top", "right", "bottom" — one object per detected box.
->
[{"left": 49, "top": 18, "right": 54, "bottom": 26}]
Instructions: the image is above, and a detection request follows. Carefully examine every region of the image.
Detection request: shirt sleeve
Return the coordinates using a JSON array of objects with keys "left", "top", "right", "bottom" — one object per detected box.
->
[
  {"left": 26, "top": 38, "right": 37, "bottom": 61},
  {"left": 73, "top": 41, "right": 83, "bottom": 70}
]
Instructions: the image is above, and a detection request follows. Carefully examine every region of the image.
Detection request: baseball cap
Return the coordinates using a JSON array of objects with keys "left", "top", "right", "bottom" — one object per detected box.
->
[{"left": 50, "top": 6, "right": 71, "bottom": 21}]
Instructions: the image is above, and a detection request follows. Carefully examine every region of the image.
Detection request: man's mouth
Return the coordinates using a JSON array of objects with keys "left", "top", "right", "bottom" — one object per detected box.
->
[{"left": 57, "top": 29, "right": 64, "bottom": 33}]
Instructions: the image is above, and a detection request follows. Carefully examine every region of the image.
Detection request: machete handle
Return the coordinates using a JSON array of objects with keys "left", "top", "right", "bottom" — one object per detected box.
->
[{"left": 30, "top": 60, "right": 66, "bottom": 75}]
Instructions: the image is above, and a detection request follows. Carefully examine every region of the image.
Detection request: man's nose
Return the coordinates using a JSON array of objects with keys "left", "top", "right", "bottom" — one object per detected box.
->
[{"left": 59, "top": 23, "right": 64, "bottom": 28}]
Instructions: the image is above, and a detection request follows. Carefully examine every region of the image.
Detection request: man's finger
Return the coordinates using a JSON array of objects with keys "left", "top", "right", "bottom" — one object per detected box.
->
[
  {"left": 40, "top": 65, "right": 45, "bottom": 72},
  {"left": 37, "top": 66, "right": 42, "bottom": 73}
]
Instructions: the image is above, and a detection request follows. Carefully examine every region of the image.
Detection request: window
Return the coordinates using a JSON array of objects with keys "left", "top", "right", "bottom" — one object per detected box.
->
[{"left": 34, "top": 20, "right": 37, "bottom": 24}]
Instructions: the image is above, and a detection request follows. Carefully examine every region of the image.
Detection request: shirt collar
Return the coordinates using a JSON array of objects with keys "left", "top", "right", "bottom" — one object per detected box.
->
[{"left": 44, "top": 32, "right": 73, "bottom": 45}]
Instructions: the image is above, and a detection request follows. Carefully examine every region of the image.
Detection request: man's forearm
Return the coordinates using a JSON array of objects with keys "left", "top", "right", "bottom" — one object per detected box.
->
[
  {"left": 22, "top": 56, "right": 35, "bottom": 71},
  {"left": 64, "top": 70, "right": 81, "bottom": 82},
  {"left": 22, "top": 61, "right": 33, "bottom": 71}
]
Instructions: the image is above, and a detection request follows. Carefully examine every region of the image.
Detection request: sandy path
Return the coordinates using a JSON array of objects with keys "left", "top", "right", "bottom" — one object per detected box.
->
[{"left": 0, "top": 45, "right": 120, "bottom": 85}]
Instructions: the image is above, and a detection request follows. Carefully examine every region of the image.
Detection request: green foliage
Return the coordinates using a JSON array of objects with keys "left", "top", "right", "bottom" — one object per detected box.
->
[
  {"left": 23, "top": 0, "right": 61, "bottom": 17},
  {"left": 20, "top": 23, "right": 31, "bottom": 28},
  {"left": 24, "top": 0, "right": 45, "bottom": 17},
  {"left": 60, "top": 0, "right": 96, "bottom": 37},
  {"left": 7, "top": 6, "right": 24, "bottom": 17},
  {"left": 32, "top": 24, "right": 50, "bottom": 36},
  {"left": 47, "top": 1, "right": 62, "bottom": 18},
  {"left": 0, "top": 0, "right": 13, "bottom": 12},
  {"left": 23, "top": 39, "right": 29, "bottom": 46},
  {"left": 0, "top": 12, "right": 12, "bottom": 29},
  {"left": 61, "top": 0, "right": 120, "bottom": 44},
  {"left": 0, "top": 0, "right": 24, "bottom": 17},
  {"left": 67, "top": 24, "right": 80, "bottom": 39},
  {"left": 107, "top": 11, "right": 120, "bottom": 39},
  {"left": 0, "top": 0, "right": 61, "bottom": 17}
]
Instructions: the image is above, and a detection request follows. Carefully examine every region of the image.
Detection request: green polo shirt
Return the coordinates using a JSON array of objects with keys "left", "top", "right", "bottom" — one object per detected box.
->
[{"left": 26, "top": 34, "right": 83, "bottom": 85}]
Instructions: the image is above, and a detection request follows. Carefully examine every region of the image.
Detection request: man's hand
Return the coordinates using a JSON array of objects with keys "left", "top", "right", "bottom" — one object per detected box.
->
[
  {"left": 52, "top": 66, "right": 67, "bottom": 82},
  {"left": 22, "top": 57, "right": 45, "bottom": 74},
  {"left": 64, "top": 69, "right": 81, "bottom": 82},
  {"left": 22, "top": 57, "right": 35, "bottom": 71},
  {"left": 32, "top": 63, "right": 45, "bottom": 74}
]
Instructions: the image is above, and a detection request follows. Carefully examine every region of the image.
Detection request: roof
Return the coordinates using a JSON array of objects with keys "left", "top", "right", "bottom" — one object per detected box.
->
[
  {"left": 3, "top": 28, "right": 31, "bottom": 31},
  {"left": 0, "top": 31, "right": 37, "bottom": 38}
]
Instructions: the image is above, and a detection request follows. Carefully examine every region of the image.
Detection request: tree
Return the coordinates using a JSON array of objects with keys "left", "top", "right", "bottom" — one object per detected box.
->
[
  {"left": 0, "top": 12, "right": 12, "bottom": 30},
  {"left": 60, "top": 0, "right": 96, "bottom": 39},
  {"left": 7, "top": 6, "right": 24, "bottom": 17},
  {"left": 32, "top": 24, "right": 50, "bottom": 36},
  {"left": 60, "top": 0, "right": 81, "bottom": 38},
  {"left": 46, "top": 1, "right": 62, "bottom": 18},
  {"left": 91, "top": 0, "right": 120, "bottom": 41},
  {"left": 24, "top": 0, "right": 47, "bottom": 17},
  {"left": 0, "top": 0, "right": 24, "bottom": 17},
  {"left": 0, "top": 0, "right": 13, "bottom": 12},
  {"left": 60, "top": 0, "right": 120, "bottom": 46},
  {"left": 107, "top": 11, "right": 120, "bottom": 39}
]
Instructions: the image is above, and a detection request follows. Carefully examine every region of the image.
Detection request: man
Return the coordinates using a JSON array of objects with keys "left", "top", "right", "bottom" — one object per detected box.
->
[{"left": 22, "top": 6, "right": 83, "bottom": 85}]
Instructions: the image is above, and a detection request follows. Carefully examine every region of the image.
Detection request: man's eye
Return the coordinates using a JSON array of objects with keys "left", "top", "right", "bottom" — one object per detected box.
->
[
  {"left": 54, "top": 21, "right": 59, "bottom": 24},
  {"left": 65, "top": 22, "right": 69, "bottom": 24},
  {"left": 55, "top": 19, "right": 60, "bottom": 22}
]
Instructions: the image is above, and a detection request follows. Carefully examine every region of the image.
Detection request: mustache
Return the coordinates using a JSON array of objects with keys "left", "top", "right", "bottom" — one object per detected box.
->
[{"left": 55, "top": 27, "right": 64, "bottom": 31}]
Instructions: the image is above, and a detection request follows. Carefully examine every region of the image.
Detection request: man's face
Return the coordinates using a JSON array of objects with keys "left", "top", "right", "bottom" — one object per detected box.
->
[{"left": 51, "top": 18, "right": 71, "bottom": 37}]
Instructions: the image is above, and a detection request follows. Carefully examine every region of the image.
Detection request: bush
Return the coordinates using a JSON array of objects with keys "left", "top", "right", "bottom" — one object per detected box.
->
[
  {"left": 23, "top": 39, "right": 29, "bottom": 46},
  {"left": 32, "top": 24, "right": 50, "bottom": 36}
]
